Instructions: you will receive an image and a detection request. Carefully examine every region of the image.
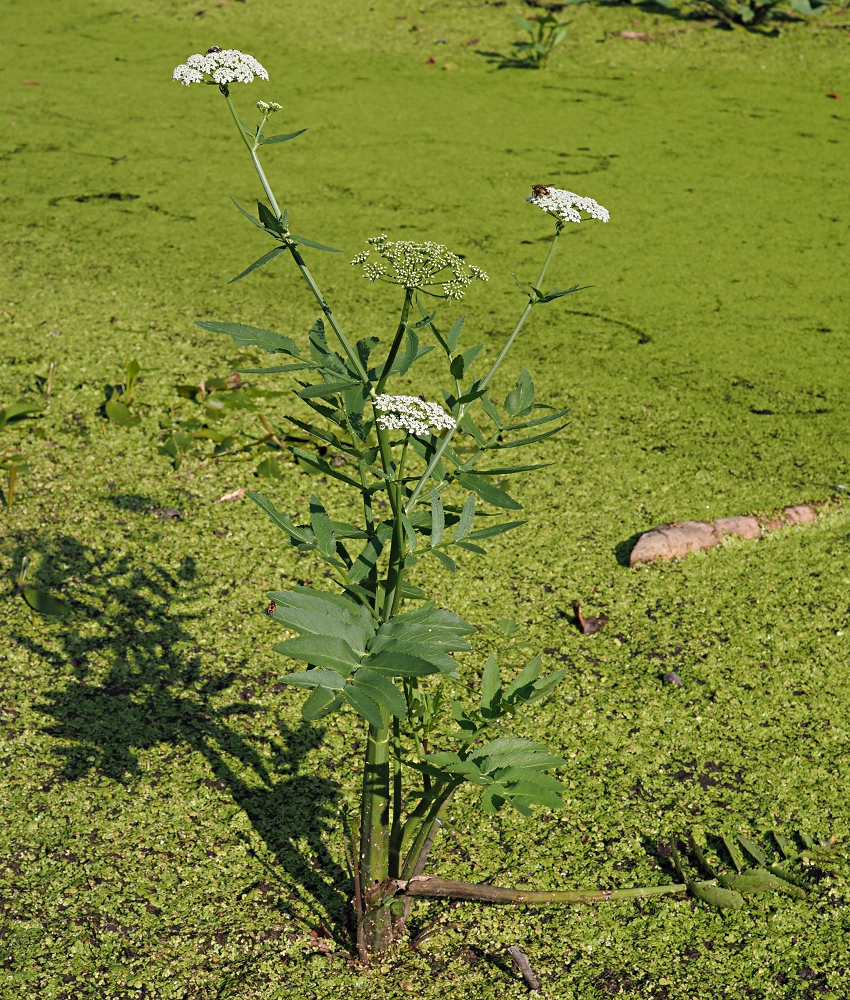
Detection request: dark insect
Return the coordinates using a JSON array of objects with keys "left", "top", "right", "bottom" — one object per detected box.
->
[
  {"left": 206, "top": 46, "right": 222, "bottom": 54},
  {"left": 266, "top": 601, "right": 277, "bottom": 615},
  {"left": 531, "top": 184, "right": 550, "bottom": 198}
]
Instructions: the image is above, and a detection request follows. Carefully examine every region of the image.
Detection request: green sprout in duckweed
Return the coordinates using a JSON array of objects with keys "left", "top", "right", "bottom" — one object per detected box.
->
[
  {"left": 170, "top": 47, "right": 823, "bottom": 963},
  {"left": 99, "top": 359, "right": 141, "bottom": 428},
  {"left": 0, "top": 399, "right": 42, "bottom": 507},
  {"left": 511, "top": 10, "right": 576, "bottom": 69}
]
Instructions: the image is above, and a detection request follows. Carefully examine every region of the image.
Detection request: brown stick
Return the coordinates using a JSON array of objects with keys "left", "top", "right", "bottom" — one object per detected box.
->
[
  {"left": 390, "top": 875, "right": 688, "bottom": 905},
  {"left": 507, "top": 946, "right": 541, "bottom": 991}
]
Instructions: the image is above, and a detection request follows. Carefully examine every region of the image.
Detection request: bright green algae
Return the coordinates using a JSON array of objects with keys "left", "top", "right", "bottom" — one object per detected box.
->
[{"left": 1, "top": 1, "right": 849, "bottom": 997}]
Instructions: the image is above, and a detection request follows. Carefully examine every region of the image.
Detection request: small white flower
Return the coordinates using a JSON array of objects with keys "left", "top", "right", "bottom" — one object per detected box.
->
[
  {"left": 526, "top": 186, "right": 610, "bottom": 226},
  {"left": 172, "top": 48, "right": 269, "bottom": 87},
  {"left": 373, "top": 394, "right": 456, "bottom": 437}
]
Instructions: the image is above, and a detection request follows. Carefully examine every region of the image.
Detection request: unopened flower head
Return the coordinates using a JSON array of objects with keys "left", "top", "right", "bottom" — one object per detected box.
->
[
  {"left": 526, "top": 186, "right": 610, "bottom": 227},
  {"left": 373, "top": 394, "right": 456, "bottom": 437},
  {"left": 257, "top": 100, "right": 282, "bottom": 116},
  {"left": 351, "top": 236, "right": 488, "bottom": 300},
  {"left": 172, "top": 48, "right": 269, "bottom": 87}
]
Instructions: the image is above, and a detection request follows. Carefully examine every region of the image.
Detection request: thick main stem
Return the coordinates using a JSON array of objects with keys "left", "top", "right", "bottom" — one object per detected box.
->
[{"left": 358, "top": 718, "right": 392, "bottom": 959}]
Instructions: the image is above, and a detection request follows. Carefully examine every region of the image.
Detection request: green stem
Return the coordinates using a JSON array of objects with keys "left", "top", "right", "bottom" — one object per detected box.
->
[
  {"left": 358, "top": 717, "right": 392, "bottom": 958},
  {"left": 400, "top": 783, "right": 458, "bottom": 880},
  {"left": 286, "top": 244, "right": 370, "bottom": 383},
  {"left": 477, "top": 230, "right": 560, "bottom": 394},
  {"left": 389, "top": 716, "right": 403, "bottom": 879},
  {"left": 220, "top": 90, "right": 369, "bottom": 385},
  {"left": 404, "top": 231, "right": 561, "bottom": 515},
  {"left": 392, "top": 876, "right": 689, "bottom": 906},
  {"left": 375, "top": 290, "right": 412, "bottom": 395}
]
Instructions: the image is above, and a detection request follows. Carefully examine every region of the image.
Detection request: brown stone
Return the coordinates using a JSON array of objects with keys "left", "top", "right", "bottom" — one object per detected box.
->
[
  {"left": 714, "top": 515, "right": 761, "bottom": 540},
  {"left": 629, "top": 520, "right": 721, "bottom": 567},
  {"left": 783, "top": 505, "right": 817, "bottom": 524}
]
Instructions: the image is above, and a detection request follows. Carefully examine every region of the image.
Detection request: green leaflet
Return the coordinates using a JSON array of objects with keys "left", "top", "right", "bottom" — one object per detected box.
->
[
  {"left": 365, "top": 648, "right": 453, "bottom": 678},
  {"left": 342, "top": 686, "right": 384, "bottom": 728},
  {"left": 466, "top": 521, "right": 526, "bottom": 542},
  {"left": 479, "top": 394, "right": 502, "bottom": 429},
  {"left": 719, "top": 870, "right": 806, "bottom": 899},
  {"left": 309, "top": 494, "right": 336, "bottom": 558},
  {"left": 454, "top": 494, "right": 476, "bottom": 541},
  {"left": 367, "top": 637, "right": 457, "bottom": 674},
  {"left": 503, "top": 655, "right": 542, "bottom": 701},
  {"left": 504, "top": 368, "right": 534, "bottom": 416},
  {"left": 737, "top": 835, "right": 768, "bottom": 867},
  {"left": 376, "top": 604, "right": 475, "bottom": 648},
  {"left": 229, "top": 196, "right": 276, "bottom": 236},
  {"left": 248, "top": 492, "right": 312, "bottom": 545},
  {"left": 259, "top": 127, "right": 308, "bottom": 145},
  {"left": 228, "top": 246, "right": 287, "bottom": 283},
  {"left": 474, "top": 464, "right": 551, "bottom": 477},
  {"left": 104, "top": 399, "right": 139, "bottom": 427},
  {"left": 297, "top": 380, "right": 359, "bottom": 399},
  {"left": 21, "top": 589, "right": 73, "bottom": 618},
  {"left": 480, "top": 653, "right": 501, "bottom": 719},
  {"left": 348, "top": 524, "right": 392, "bottom": 585},
  {"left": 447, "top": 315, "right": 464, "bottom": 353},
  {"left": 432, "top": 550, "right": 456, "bottom": 572},
  {"left": 689, "top": 881, "right": 744, "bottom": 910},
  {"left": 274, "top": 635, "right": 362, "bottom": 676},
  {"left": 288, "top": 447, "right": 363, "bottom": 489},
  {"left": 301, "top": 686, "right": 344, "bottom": 721},
  {"left": 289, "top": 233, "right": 342, "bottom": 253},
  {"left": 280, "top": 668, "right": 346, "bottom": 690},
  {"left": 0, "top": 401, "right": 42, "bottom": 430},
  {"left": 256, "top": 201, "right": 285, "bottom": 235},
  {"left": 347, "top": 669, "right": 406, "bottom": 719},
  {"left": 499, "top": 422, "right": 570, "bottom": 450},
  {"left": 430, "top": 493, "right": 445, "bottom": 548},
  {"left": 456, "top": 473, "right": 522, "bottom": 510},
  {"left": 468, "top": 737, "right": 566, "bottom": 773},
  {"left": 266, "top": 587, "right": 375, "bottom": 651},
  {"left": 196, "top": 321, "right": 298, "bottom": 356}
]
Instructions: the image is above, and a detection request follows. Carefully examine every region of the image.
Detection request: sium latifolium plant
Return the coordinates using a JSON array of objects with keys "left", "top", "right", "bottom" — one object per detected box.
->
[{"left": 172, "top": 48, "right": 788, "bottom": 961}]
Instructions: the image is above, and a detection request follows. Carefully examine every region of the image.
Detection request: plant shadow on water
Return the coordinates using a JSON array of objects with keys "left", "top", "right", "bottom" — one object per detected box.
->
[{"left": 7, "top": 534, "right": 350, "bottom": 936}]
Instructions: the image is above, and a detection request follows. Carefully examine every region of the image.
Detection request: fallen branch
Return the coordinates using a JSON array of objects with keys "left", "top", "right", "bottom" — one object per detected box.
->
[{"left": 507, "top": 945, "right": 542, "bottom": 991}]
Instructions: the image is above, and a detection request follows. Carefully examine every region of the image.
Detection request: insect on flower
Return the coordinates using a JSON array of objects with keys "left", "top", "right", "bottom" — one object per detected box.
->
[
  {"left": 206, "top": 46, "right": 222, "bottom": 54},
  {"left": 266, "top": 601, "right": 276, "bottom": 615},
  {"left": 532, "top": 185, "right": 550, "bottom": 197}
]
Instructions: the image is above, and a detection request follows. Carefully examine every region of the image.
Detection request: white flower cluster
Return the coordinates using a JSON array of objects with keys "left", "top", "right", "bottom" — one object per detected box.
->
[
  {"left": 373, "top": 394, "right": 456, "bottom": 437},
  {"left": 172, "top": 48, "right": 269, "bottom": 87},
  {"left": 351, "top": 235, "right": 488, "bottom": 301},
  {"left": 257, "top": 100, "right": 282, "bottom": 115},
  {"left": 525, "top": 186, "right": 610, "bottom": 226}
]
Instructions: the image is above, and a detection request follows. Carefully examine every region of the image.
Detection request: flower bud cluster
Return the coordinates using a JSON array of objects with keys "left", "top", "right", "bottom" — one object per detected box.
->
[
  {"left": 373, "top": 394, "right": 456, "bottom": 437},
  {"left": 257, "top": 100, "right": 283, "bottom": 115},
  {"left": 351, "top": 236, "right": 488, "bottom": 301},
  {"left": 526, "top": 186, "right": 610, "bottom": 226},
  {"left": 172, "top": 49, "right": 269, "bottom": 87}
]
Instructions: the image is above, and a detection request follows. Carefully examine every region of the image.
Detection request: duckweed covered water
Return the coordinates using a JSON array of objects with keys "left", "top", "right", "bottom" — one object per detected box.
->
[{"left": 1, "top": 1, "right": 849, "bottom": 996}]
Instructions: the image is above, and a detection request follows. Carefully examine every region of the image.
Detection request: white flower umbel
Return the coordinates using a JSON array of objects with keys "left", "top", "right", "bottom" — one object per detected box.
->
[
  {"left": 525, "top": 186, "right": 610, "bottom": 226},
  {"left": 373, "top": 395, "right": 456, "bottom": 437},
  {"left": 351, "top": 236, "right": 488, "bottom": 301},
  {"left": 172, "top": 48, "right": 269, "bottom": 87}
]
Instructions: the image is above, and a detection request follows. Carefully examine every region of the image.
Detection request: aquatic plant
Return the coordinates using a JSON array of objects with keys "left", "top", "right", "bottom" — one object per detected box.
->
[{"left": 171, "top": 48, "right": 825, "bottom": 962}]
